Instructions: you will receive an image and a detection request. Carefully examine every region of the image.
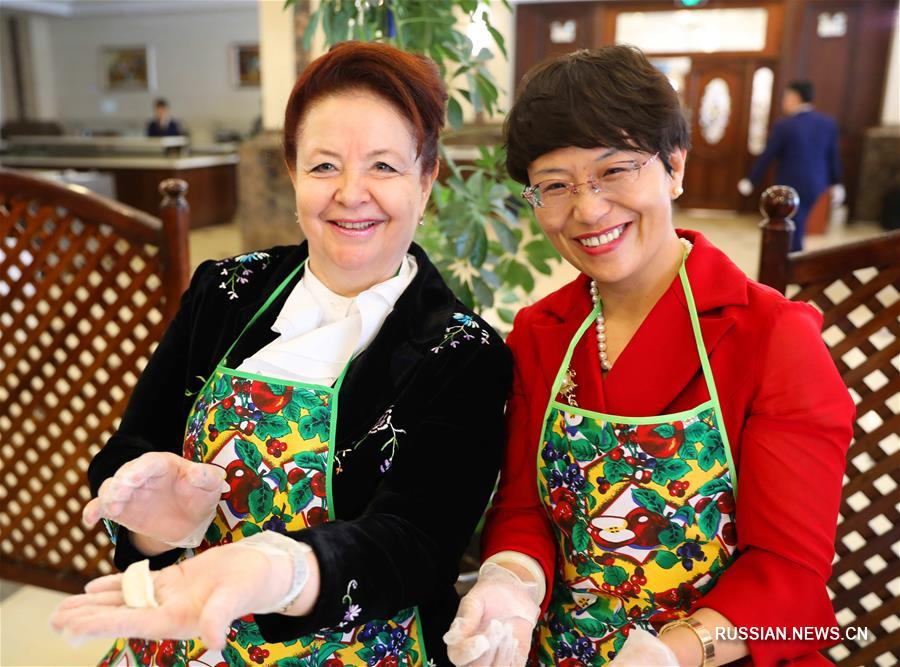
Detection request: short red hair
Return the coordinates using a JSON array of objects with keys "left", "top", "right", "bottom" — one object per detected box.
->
[{"left": 283, "top": 41, "right": 447, "bottom": 175}]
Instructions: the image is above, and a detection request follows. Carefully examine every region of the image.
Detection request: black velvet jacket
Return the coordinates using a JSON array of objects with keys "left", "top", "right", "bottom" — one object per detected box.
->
[{"left": 88, "top": 242, "right": 512, "bottom": 665}]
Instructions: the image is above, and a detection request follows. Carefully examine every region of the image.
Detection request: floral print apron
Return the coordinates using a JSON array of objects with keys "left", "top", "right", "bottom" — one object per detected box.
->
[
  {"left": 533, "top": 260, "right": 739, "bottom": 666},
  {"left": 99, "top": 263, "right": 428, "bottom": 667}
]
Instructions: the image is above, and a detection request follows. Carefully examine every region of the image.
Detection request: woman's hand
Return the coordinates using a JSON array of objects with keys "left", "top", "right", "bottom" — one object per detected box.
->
[
  {"left": 609, "top": 627, "right": 680, "bottom": 666},
  {"left": 82, "top": 452, "right": 228, "bottom": 551},
  {"left": 50, "top": 539, "right": 297, "bottom": 650},
  {"left": 443, "top": 563, "right": 541, "bottom": 667}
]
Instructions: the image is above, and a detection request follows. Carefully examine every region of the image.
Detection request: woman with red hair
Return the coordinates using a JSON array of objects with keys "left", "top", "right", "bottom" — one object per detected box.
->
[{"left": 52, "top": 42, "right": 510, "bottom": 667}]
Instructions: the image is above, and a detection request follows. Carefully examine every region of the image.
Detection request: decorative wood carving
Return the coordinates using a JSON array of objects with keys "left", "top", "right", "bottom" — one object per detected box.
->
[
  {"left": 759, "top": 188, "right": 900, "bottom": 667},
  {"left": 0, "top": 169, "right": 189, "bottom": 593}
]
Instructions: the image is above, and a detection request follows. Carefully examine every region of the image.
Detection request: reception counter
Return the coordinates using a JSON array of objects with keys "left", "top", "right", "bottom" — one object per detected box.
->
[{"left": 0, "top": 136, "right": 238, "bottom": 228}]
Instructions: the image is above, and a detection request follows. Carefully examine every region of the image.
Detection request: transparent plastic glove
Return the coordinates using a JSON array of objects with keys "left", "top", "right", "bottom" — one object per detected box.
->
[
  {"left": 444, "top": 562, "right": 541, "bottom": 667},
  {"left": 50, "top": 532, "right": 312, "bottom": 651},
  {"left": 737, "top": 178, "right": 753, "bottom": 196},
  {"left": 609, "top": 627, "right": 679, "bottom": 666},
  {"left": 831, "top": 183, "right": 846, "bottom": 206},
  {"left": 82, "top": 451, "right": 229, "bottom": 548}
]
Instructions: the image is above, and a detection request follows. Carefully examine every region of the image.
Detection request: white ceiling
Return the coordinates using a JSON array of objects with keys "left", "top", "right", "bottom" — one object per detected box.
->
[{"left": 0, "top": 0, "right": 257, "bottom": 17}]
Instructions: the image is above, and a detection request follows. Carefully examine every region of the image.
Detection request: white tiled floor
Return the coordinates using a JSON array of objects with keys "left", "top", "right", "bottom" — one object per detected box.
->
[
  {"left": 0, "top": 207, "right": 888, "bottom": 667},
  {"left": 0, "top": 581, "right": 112, "bottom": 666}
]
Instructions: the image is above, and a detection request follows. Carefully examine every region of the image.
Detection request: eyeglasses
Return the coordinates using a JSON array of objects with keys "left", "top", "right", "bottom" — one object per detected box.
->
[{"left": 522, "top": 153, "right": 659, "bottom": 209}]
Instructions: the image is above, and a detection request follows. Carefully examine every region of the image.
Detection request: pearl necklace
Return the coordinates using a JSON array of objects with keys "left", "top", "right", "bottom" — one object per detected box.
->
[{"left": 590, "top": 237, "right": 693, "bottom": 371}]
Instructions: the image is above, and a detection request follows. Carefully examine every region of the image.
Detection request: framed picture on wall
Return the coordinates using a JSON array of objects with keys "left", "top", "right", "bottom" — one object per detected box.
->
[
  {"left": 102, "top": 46, "right": 155, "bottom": 91},
  {"left": 231, "top": 44, "right": 261, "bottom": 88}
]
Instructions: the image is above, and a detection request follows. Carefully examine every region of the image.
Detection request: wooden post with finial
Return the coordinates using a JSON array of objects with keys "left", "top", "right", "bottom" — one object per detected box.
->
[
  {"left": 158, "top": 178, "right": 190, "bottom": 320},
  {"left": 757, "top": 185, "right": 799, "bottom": 294}
]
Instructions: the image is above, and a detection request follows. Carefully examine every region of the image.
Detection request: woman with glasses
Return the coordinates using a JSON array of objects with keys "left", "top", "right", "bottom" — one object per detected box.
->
[{"left": 444, "top": 46, "right": 853, "bottom": 666}]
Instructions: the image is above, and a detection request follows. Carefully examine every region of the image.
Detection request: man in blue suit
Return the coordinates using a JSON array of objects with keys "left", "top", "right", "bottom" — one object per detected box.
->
[{"left": 739, "top": 80, "right": 844, "bottom": 251}]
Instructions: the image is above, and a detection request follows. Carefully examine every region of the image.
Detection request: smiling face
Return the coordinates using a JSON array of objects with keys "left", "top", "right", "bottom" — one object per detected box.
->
[
  {"left": 527, "top": 145, "right": 686, "bottom": 292},
  {"left": 290, "top": 91, "right": 437, "bottom": 296}
]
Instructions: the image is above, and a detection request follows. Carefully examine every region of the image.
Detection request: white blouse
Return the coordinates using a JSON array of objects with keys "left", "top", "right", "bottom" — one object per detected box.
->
[{"left": 237, "top": 255, "right": 418, "bottom": 385}]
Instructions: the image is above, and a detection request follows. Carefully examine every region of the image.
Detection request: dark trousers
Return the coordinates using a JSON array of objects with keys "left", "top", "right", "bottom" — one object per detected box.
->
[{"left": 790, "top": 199, "right": 812, "bottom": 252}]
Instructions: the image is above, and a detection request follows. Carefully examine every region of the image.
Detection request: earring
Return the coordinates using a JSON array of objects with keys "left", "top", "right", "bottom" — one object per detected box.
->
[
  {"left": 418, "top": 215, "right": 425, "bottom": 226},
  {"left": 674, "top": 186, "right": 684, "bottom": 198}
]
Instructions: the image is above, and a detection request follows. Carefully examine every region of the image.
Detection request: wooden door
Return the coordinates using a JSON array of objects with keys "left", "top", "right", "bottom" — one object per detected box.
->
[
  {"left": 514, "top": 1, "right": 599, "bottom": 89},
  {"left": 679, "top": 59, "right": 751, "bottom": 210}
]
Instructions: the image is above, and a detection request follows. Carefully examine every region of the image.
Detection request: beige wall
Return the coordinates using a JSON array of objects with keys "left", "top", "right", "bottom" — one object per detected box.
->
[
  {"left": 259, "top": 0, "right": 296, "bottom": 131},
  {"left": 27, "top": 15, "right": 57, "bottom": 121},
  {"left": 882, "top": 11, "right": 899, "bottom": 125},
  {"left": 0, "top": 5, "right": 262, "bottom": 143}
]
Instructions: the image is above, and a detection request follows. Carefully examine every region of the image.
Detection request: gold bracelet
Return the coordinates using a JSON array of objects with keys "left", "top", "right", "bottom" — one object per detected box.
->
[{"left": 659, "top": 617, "right": 715, "bottom": 667}]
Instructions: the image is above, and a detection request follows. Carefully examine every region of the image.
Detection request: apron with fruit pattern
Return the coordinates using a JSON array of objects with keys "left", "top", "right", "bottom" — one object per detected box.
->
[
  {"left": 533, "top": 258, "right": 739, "bottom": 666},
  {"left": 99, "top": 261, "right": 428, "bottom": 667}
]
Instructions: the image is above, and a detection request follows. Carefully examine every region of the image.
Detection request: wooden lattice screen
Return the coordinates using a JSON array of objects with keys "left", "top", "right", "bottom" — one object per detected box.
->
[
  {"left": 758, "top": 186, "right": 900, "bottom": 667},
  {"left": 0, "top": 169, "right": 190, "bottom": 593}
]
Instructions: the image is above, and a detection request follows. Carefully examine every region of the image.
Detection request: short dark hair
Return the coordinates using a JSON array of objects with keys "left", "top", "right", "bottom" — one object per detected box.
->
[
  {"left": 154, "top": 98, "right": 169, "bottom": 108},
  {"left": 787, "top": 80, "right": 814, "bottom": 103},
  {"left": 504, "top": 45, "right": 690, "bottom": 184},
  {"left": 283, "top": 41, "right": 447, "bottom": 176}
]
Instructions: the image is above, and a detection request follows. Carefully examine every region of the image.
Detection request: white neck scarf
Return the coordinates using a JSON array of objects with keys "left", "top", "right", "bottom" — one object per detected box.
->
[{"left": 237, "top": 254, "right": 418, "bottom": 385}]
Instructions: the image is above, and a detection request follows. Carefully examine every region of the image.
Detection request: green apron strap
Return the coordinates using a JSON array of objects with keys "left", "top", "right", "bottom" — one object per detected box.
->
[
  {"left": 549, "top": 302, "right": 600, "bottom": 400},
  {"left": 220, "top": 260, "right": 307, "bottom": 364},
  {"left": 677, "top": 260, "right": 739, "bottom": 499}
]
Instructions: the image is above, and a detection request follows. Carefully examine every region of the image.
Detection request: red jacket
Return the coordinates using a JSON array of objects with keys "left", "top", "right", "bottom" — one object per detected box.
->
[{"left": 482, "top": 230, "right": 854, "bottom": 666}]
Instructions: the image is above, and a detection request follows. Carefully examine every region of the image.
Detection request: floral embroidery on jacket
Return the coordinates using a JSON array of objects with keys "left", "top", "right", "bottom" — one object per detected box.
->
[
  {"left": 215, "top": 251, "right": 271, "bottom": 300},
  {"left": 430, "top": 312, "right": 490, "bottom": 353},
  {"left": 349, "top": 406, "right": 406, "bottom": 474},
  {"left": 339, "top": 579, "right": 361, "bottom": 627}
]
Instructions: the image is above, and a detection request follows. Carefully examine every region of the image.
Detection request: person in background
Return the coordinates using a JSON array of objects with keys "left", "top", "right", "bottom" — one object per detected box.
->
[
  {"left": 738, "top": 80, "right": 844, "bottom": 251},
  {"left": 51, "top": 41, "right": 511, "bottom": 667},
  {"left": 444, "top": 47, "right": 853, "bottom": 666},
  {"left": 146, "top": 98, "right": 183, "bottom": 137}
]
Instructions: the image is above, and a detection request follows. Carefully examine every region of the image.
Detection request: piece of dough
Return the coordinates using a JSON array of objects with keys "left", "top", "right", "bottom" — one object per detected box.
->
[{"left": 122, "top": 559, "right": 159, "bottom": 608}]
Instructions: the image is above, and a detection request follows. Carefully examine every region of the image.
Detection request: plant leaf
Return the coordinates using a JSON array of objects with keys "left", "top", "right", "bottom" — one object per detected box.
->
[
  {"left": 470, "top": 274, "right": 494, "bottom": 309},
  {"left": 672, "top": 505, "right": 696, "bottom": 525},
  {"left": 697, "top": 477, "right": 731, "bottom": 496},
  {"left": 288, "top": 477, "right": 314, "bottom": 514},
  {"left": 223, "top": 645, "right": 243, "bottom": 667},
  {"left": 698, "top": 502, "right": 722, "bottom": 540},
  {"left": 447, "top": 96, "right": 464, "bottom": 130},
  {"left": 248, "top": 484, "right": 274, "bottom": 523},
  {"left": 572, "top": 521, "right": 590, "bottom": 552},
  {"left": 602, "top": 565, "right": 628, "bottom": 586},
  {"left": 678, "top": 441, "right": 699, "bottom": 459},
  {"left": 631, "top": 487, "right": 667, "bottom": 515},
  {"left": 658, "top": 522, "right": 685, "bottom": 549},
  {"left": 490, "top": 219, "right": 519, "bottom": 255},
  {"left": 241, "top": 522, "right": 262, "bottom": 538},
  {"left": 655, "top": 550, "right": 680, "bottom": 569},
  {"left": 293, "top": 451, "right": 326, "bottom": 472},
  {"left": 255, "top": 414, "right": 291, "bottom": 440},
  {"left": 486, "top": 24, "right": 507, "bottom": 58},
  {"left": 575, "top": 617, "right": 606, "bottom": 638},
  {"left": 603, "top": 459, "right": 634, "bottom": 483},
  {"left": 264, "top": 468, "right": 288, "bottom": 490},
  {"left": 235, "top": 438, "right": 262, "bottom": 472},
  {"left": 497, "top": 307, "right": 516, "bottom": 324}
]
